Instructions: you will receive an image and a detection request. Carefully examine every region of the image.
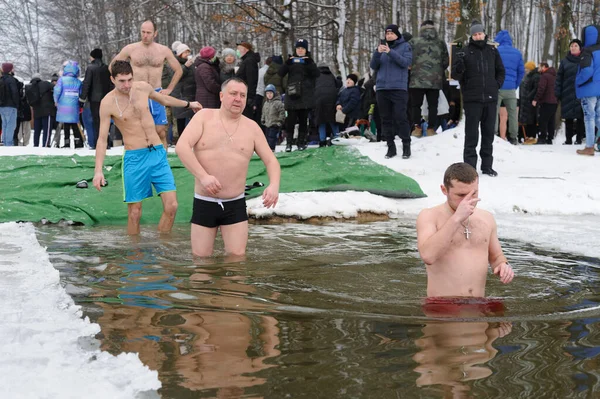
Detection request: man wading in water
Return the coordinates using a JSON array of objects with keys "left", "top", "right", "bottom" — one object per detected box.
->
[
  {"left": 93, "top": 61, "right": 202, "bottom": 235},
  {"left": 111, "top": 19, "right": 183, "bottom": 150},
  {"left": 416, "top": 163, "right": 514, "bottom": 303}
]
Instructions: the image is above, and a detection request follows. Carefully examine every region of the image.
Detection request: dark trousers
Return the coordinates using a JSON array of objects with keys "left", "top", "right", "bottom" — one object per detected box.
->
[
  {"left": 177, "top": 118, "right": 191, "bottom": 139},
  {"left": 463, "top": 101, "right": 496, "bottom": 170},
  {"left": 410, "top": 88, "right": 439, "bottom": 130},
  {"left": 565, "top": 118, "right": 585, "bottom": 144},
  {"left": 62, "top": 123, "right": 84, "bottom": 146},
  {"left": 243, "top": 97, "right": 255, "bottom": 119},
  {"left": 265, "top": 126, "right": 280, "bottom": 150},
  {"left": 520, "top": 124, "right": 538, "bottom": 140},
  {"left": 538, "top": 103, "right": 558, "bottom": 142},
  {"left": 286, "top": 108, "right": 310, "bottom": 145},
  {"left": 33, "top": 116, "right": 53, "bottom": 147},
  {"left": 254, "top": 94, "right": 264, "bottom": 131},
  {"left": 376, "top": 90, "right": 410, "bottom": 151},
  {"left": 90, "top": 101, "right": 113, "bottom": 148}
]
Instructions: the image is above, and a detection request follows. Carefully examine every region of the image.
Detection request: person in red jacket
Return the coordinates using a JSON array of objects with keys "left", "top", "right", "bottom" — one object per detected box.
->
[{"left": 532, "top": 62, "right": 558, "bottom": 144}]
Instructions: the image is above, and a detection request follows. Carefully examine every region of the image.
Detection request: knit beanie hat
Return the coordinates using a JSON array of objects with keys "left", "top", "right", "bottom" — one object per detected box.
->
[
  {"left": 222, "top": 48, "right": 237, "bottom": 59},
  {"left": 199, "top": 46, "right": 216, "bottom": 60},
  {"left": 265, "top": 84, "right": 276, "bottom": 94},
  {"left": 524, "top": 61, "right": 536, "bottom": 71},
  {"left": 347, "top": 73, "right": 358, "bottom": 85},
  {"left": 470, "top": 20, "right": 485, "bottom": 36},
  {"left": 385, "top": 24, "right": 401, "bottom": 38},
  {"left": 176, "top": 44, "right": 191, "bottom": 56},
  {"left": 295, "top": 39, "right": 309, "bottom": 50},
  {"left": 171, "top": 41, "right": 182, "bottom": 52},
  {"left": 90, "top": 48, "right": 103, "bottom": 59},
  {"left": 570, "top": 39, "right": 583, "bottom": 49},
  {"left": 32, "top": 72, "right": 42, "bottom": 80},
  {"left": 421, "top": 20, "right": 434, "bottom": 27},
  {"left": 2, "top": 62, "right": 13, "bottom": 74}
]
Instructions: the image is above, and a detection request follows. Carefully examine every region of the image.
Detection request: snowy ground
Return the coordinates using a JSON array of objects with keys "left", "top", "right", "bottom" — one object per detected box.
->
[{"left": 0, "top": 123, "right": 598, "bottom": 395}]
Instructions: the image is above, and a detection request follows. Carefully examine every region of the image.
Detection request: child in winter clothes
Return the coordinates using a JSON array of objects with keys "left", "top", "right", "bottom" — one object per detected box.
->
[
  {"left": 336, "top": 73, "right": 362, "bottom": 128},
  {"left": 261, "top": 84, "right": 286, "bottom": 150}
]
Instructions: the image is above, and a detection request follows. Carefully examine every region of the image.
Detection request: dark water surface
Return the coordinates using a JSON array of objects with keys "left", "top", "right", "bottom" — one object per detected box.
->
[{"left": 38, "top": 220, "right": 600, "bottom": 398}]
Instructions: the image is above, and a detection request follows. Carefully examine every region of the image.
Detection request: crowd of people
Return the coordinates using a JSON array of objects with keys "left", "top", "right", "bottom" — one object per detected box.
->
[{"left": 1, "top": 20, "right": 599, "bottom": 168}]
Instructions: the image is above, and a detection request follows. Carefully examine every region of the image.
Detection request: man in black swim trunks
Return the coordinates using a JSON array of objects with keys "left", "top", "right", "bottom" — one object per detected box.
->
[{"left": 176, "top": 77, "right": 280, "bottom": 257}]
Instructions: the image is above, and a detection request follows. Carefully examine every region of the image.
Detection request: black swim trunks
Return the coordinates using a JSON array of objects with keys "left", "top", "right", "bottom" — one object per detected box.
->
[{"left": 191, "top": 193, "right": 248, "bottom": 228}]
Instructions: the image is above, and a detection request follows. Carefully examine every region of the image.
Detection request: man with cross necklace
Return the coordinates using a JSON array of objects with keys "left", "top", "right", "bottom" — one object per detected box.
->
[
  {"left": 176, "top": 77, "right": 280, "bottom": 258},
  {"left": 416, "top": 162, "right": 514, "bottom": 300}
]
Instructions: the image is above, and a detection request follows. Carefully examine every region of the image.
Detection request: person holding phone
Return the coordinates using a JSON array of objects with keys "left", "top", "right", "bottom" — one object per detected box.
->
[{"left": 370, "top": 24, "right": 413, "bottom": 159}]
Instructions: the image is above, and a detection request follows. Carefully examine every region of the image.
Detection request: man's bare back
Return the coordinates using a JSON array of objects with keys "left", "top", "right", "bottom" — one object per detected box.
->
[{"left": 102, "top": 81, "right": 162, "bottom": 150}]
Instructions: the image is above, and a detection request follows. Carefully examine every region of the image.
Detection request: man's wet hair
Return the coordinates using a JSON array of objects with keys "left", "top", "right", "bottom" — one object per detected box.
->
[
  {"left": 142, "top": 19, "right": 156, "bottom": 31},
  {"left": 111, "top": 60, "right": 133, "bottom": 78},
  {"left": 221, "top": 77, "right": 248, "bottom": 92},
  {"left": 443, "top": 163, "right": 478, "bottom": 188}
]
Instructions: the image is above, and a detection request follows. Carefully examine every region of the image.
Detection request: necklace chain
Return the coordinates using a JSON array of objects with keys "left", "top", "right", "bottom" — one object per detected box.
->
[
  {"left": 461, "top": 217, "right": 471, "bottom": 239},
  {"left": 115, "top": 92, "right": 132, "bottom": 117},
  {"left": 220, "top": 112, "right": 240, "bottom": 142}
]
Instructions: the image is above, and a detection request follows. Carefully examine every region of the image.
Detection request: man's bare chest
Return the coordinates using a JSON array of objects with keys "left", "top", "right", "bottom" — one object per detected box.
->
[
  {"left": 130, "top": 49, "right": 164, "bottom": 68},
  {"left": 447, "top": 218, "right": 490, "bottom": 247}
]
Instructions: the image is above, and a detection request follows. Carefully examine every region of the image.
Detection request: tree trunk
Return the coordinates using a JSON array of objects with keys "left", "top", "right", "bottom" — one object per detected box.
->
[
  {"left": 455, "top": 0, "right": 481, "bottom": 42},
  {"left": 495, "top": 0, "right": 504, "bottom": 34}
]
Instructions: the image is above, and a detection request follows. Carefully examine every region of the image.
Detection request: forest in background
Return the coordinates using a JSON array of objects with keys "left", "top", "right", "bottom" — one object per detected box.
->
[{"left": 0, "top": 0, "right": 599, "bottom": 79}]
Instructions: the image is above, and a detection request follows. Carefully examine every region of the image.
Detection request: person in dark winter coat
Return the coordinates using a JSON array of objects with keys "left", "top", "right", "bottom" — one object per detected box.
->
[
  {"left": 452, "top": 20, "right": 505, "bottom": 176},
  {"left": 261, "top": 84, "right": 286, "bottom": 150},
  {"left": 0, "top": 63, "right": 20, "bottom": 146},
  {"left": 194, "top": 46, "right": 221, "bottom": 112},
  {"left": 518, "top": 61, "right": 540, "bottom": 143},
  {"left": 263, "top": 55, "right": 286, "bottom": 96},
  {"left": 278, "top": 39, "right": 320, "bottom": 151},
  {"left": 556, "top": 39, "right": 585, "bottom": 145},
  {"left": 575, "top": 25, "right": 600, "bottom": 156},
  {"left": 370, "top": 24, "right": 413, "bottom": 159},
  {"left": 80, "top": 48, "right": 113, "bottom": 149},
  {"left": 219, "top": 48, "right": 237, "bottom": 83},
  {"left": 26, "top": 73, "right": 56, "bottom": 147},
  {"left": 336, "top": 73, "right": 362, "bottom": 128},
  {"left": 533, "top": 63, "right": 558, "bottom": 144},
  {"left": 314, "top": 63, "right": 341, "bottom": 146},
  {"left": 493, "top": 30, "right": 524, "bottom": 144},
  {"left": 171, "top": 44, "right": 197, "bottom": 136},
  {"left": 236, "top": 42, "right": 259, "bottom": 118}
]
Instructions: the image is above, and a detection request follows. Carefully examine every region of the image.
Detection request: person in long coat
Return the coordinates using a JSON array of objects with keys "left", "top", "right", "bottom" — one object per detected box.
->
[
  {"left": 555, "top": 39, "right": 585, "bottom": 144},
  {"left": 314, "top": 63, "right": 340, "bottom": 146},
  {"left": 194, "top": 46, "right": 221, "bottom": 111},
  {"left": 172, "top": 44, "right": 197, "bottom": 137},
  {"left": 518, "top": 61, "right": 540, "bottom": 143}
]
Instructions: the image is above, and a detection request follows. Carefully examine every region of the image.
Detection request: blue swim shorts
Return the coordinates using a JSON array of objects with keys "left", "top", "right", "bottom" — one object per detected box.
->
[
  {"left": 122, "top": 144, "right": 176, "bottom": 203},
  {"left": 148, "top": 88, "right": 168, "bottom": 125}
]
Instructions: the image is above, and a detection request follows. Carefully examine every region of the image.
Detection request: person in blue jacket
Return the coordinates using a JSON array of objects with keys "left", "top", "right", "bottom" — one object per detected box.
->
[
  {"left": 336, "top": 73, "right": 362, "bottom": 129},
  {"left": 575, "top": 25, "right": 600, "bottom": 156},
  {"left": 370, "top": 24, "right": 413, "bottom": 159},
  {"left": 493, "top": 30, "right": 524, "bottom": 145},
  {"left": 53, "top": 61, "right": 85, "bottom": 148}
]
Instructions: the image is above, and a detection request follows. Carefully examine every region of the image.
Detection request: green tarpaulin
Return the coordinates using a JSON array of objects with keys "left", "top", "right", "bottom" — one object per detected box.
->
[{"left": 0, "top": 146, "right": 425, "bottom": 225}]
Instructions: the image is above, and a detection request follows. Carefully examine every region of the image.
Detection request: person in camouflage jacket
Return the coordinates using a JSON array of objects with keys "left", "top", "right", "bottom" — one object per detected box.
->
[{"left": 408, "top": 20, "right": 449, "bottom": 137}]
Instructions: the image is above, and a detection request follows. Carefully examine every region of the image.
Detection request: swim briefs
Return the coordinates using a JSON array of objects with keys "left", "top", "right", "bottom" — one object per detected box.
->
[
  {"left": 191, "top": 193, "right": 248, "bottom": 228},
  {"left": 148, "top": 88, "right": 168, "bottom": 125},
  {"left": 122, "top": 144, "right": 176, "bottom": 203},
  {"left": 422, "top": 297, "right": 505, "bottom": 317}
]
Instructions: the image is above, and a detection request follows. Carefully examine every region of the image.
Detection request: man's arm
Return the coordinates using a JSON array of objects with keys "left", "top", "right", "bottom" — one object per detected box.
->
[
  {"left": 387, "top": 42, "right": 412, "bottom": 68},
  {"left": 416, "top": 209, "right": 462, "bottom": 265},
  {"left": 93, "top": 99, "right": 112, "bottom": 191},
  {"left": 162, "top": 48, "right": 183, "bottom": 95},
  {"left": 494, "top": 48, "right": 505, "bottom": 89},
  {"left": 488, "top": 217, "right": 514, "bottom": 284},
  {"left": 174, "top": 111, "right": 222, "bottom": 196},
  {"left": 576, "top": 51, "right": 594, "bottom": 87},
  {"left": 109, "top": 45, "right": 131, "bottom": 72},
  {"left": 253, "top": 124, "right": 280, "bottom": 208},
  {"left": 148, "top": 87, "right": 201, "bottom": 111},
  {"left": 80, "top": 66, "right": 93, "bottom": 102},
  {"left": 370, "top": 49, "right": 381, "bottom": 70}
]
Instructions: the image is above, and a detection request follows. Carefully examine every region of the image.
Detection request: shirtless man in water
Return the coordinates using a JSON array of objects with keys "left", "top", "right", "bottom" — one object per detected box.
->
[
  {"left": 111, "top": 20, "right": 182, "bottom": 149},
  {"left": 176, "top": 77, "right": 280, "bottom": 257},
  {"left": 416, "top": 162, "right": 514, "bottom": 298},
  {"left": 93, "top": 61, "right": 202, "bottom": 235}
]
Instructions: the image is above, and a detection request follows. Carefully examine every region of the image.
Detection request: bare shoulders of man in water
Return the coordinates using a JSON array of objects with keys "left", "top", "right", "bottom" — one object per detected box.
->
[{"left": 416, "top": 163, "right": 514, "bottom": 298}]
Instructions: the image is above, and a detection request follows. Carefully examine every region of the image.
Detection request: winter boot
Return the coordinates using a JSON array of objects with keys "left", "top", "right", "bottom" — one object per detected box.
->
[
  {"left": 402, "top": 142, "right": 411, "bottom": 159},
  {"left": 426, "top": 128, "right": 437, "bottom": 137},
  {"left": 535, "top": 133, "right": 547, "bottom": 145},
  {"left": 285, "top": 138, "right": 293, "bottom": 152},
  {"left": 411, "top": 126, "right": 423, "bottom": 138},
  {"left": 319, "top": 141, "right": 327, "bottom": 148},
  {"left": 576, "top": 147, "right": 595, "bottom": 156},
  {"left": 74, "top": 138, "right": 84, "bottom": 149},
  {"left": 61, "top": 140, "right": 70, "bottom": 149},
  {"left": 385, "top": 141, "right": 397, "bottom": 159}
]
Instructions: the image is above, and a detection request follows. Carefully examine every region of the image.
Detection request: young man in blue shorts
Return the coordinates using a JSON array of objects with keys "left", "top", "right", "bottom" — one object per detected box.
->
[
  {"left": 93, "top": 61, "right": 202, "bottom": 234},
  {"left": 176, "top": 77, "right": 280, "bottom": 257}
]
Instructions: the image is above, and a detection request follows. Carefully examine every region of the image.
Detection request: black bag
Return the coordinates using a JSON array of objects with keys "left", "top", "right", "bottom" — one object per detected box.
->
[
  {"left": 25, "top": 83, "right": 41, "bottom": 106},
  {"left": 286, "top": 81, "right": 302, "bottom": 99}
]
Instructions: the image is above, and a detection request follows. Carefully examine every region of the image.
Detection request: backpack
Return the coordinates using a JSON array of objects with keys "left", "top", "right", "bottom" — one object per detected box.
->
[{"left": 25, "top": 82, "right": 41, "bottom": 106}]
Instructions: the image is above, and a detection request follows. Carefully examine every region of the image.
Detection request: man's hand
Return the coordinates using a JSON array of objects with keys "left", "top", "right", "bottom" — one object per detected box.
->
[
  {"left": 493, "top": 262, "right": 514, "bottom": 284},
  {"left": 189, "top": 101, "right": 202, "bottom": 112},
  {"left": 93, "top": 172, "right": 106, "bottom": 191},
  {"left": 532, "top": 100, "right": 537, "bottom": 107},
  {"left": 453, "top": 190, "right": 480, "bottom": 223},
  {"left": 200, "top": 175, "right": 222, "bottom": 196},
  {"left": 262, "top": 185, "right": 279, "bottom": 209},
  {"left": 160, "top": 88, "right": 173, "bottom": 96},
  {"left": 377, "top": 44, "right": 389, "bottom": 53},
  {"left": 336, "top": 105, "right": 342, "bottom": 111},
  {"left": 185, "top": 59, "right": 194, "bottom": 67}
]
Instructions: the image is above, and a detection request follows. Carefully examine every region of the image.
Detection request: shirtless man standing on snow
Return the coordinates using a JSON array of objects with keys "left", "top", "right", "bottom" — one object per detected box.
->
[
  {"left": 176, "top": 77, "right": 280, "bottom": 257},
  {"left": 93, "top": 61, "right": 202, "bottom": 235},
  {"left": 111, "top": 19, "right": 182, "bottom": 149},
  {"left": 416, "top": 162, "right": 514, "bottom": 300}
]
